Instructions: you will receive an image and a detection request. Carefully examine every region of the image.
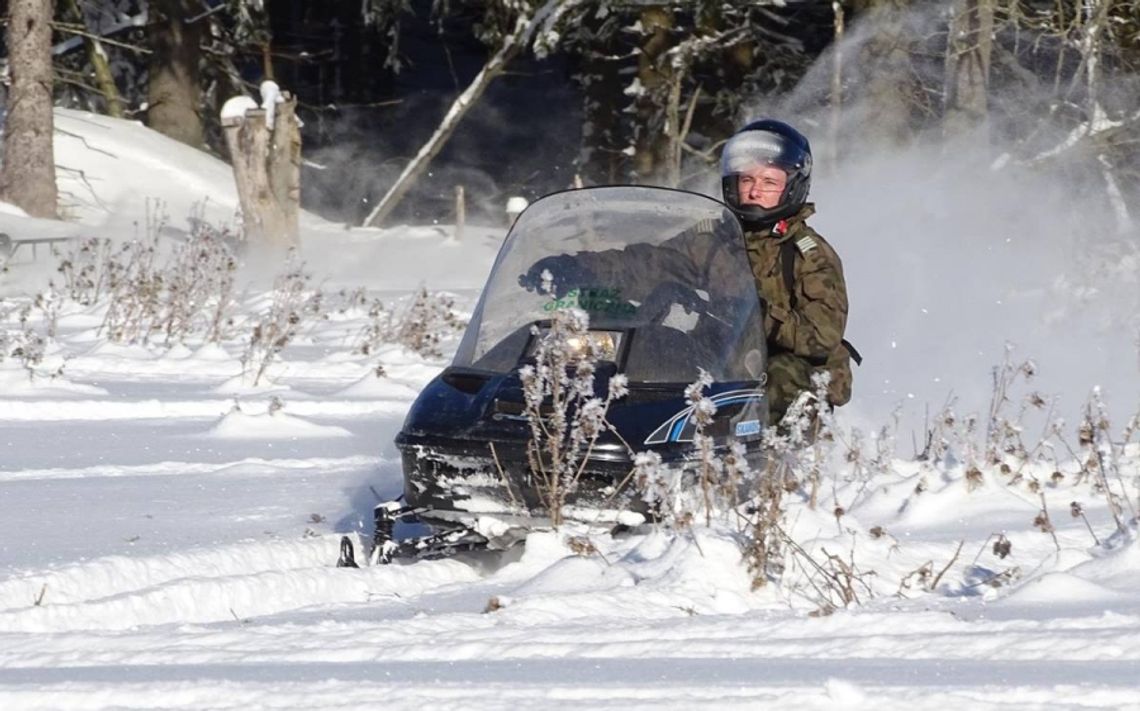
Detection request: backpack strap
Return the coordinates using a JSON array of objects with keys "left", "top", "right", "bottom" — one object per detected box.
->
[
  {"left": 842, "top": 339, "right": 863, "bottom": 366},
  {"left": 780, "top": 238, "right": 798, "bottom": 309}
]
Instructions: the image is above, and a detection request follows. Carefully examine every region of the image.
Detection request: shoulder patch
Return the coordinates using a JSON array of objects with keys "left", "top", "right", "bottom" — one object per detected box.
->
[{"left": 795, "top": 235, "right": 818, "bottom": 255}]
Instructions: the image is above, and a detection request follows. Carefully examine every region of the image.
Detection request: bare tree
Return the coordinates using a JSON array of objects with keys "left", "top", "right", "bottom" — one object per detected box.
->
[
  {"left": 1, "top": 0, "right": 58, "bottom": 218},
  {"left": 1004, "top": 0, "right": 1138, "bottom": 231},
  {"left": 850, "top": 0, "right": 921, "bottom": 148},
  {"left": 1078, "top": 0, "right": 1134, "bottom": 233},
  {"left": 147, "top": 0, "right": 203, "bottom": 147},
  {"left": 631, "top": 5, "right": 675, "bottom": 184},
  {"left": 943, "top": 0, "right": 994, "bottom": 138}
]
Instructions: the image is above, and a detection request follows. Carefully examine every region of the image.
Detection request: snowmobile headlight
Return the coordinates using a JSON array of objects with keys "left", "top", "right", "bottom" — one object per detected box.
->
[{"left": 529, "top": 330, "right": 623, "bottom": 361}]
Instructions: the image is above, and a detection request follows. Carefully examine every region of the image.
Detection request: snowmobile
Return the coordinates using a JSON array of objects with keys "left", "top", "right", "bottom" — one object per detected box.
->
[{"left": 339, "top": 185, "right": 769, "bottom": 567}]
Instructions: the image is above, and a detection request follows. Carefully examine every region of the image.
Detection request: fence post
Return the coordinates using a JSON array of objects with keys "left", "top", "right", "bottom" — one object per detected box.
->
[{"left": 455, "top": 185, "right": 466, "bottom": 241}]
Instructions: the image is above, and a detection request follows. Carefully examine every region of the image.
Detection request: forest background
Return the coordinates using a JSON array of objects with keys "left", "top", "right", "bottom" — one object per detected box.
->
[{"left": 2, "top": 0, "right": 1138, "bottom": 229}]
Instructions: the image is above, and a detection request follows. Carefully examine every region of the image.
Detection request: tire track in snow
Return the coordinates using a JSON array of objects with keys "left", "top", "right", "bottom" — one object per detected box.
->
[
  {"left": 0, "top": 536, "right": 348, "bottom": 615},
  {"left": 6, "top": 549, "right": 1140, "bottom": 667},
  {"left": 0, "top": 535, "right": 479, "bottom": 633},
  {"left": 2, "top": 623, "right": 1140, "bottom": 711},
  {"left": 0, "top": 399, "right": 409, "bottom": 421},
  {"left": 0, "top": 455, "right": 383, "bottom": 483}
]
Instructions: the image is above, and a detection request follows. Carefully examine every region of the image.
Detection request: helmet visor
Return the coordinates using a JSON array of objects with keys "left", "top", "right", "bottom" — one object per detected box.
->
[{"left": 721, "top": 130, "right": 806, "bottom": 176}]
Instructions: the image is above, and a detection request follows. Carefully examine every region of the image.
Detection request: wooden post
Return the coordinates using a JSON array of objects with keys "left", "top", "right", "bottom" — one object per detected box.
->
[
  {"left": 454, "top": 185, "right": 466, "bottom": 241},
  {"left": 221, "top": 91, "right": 300, "bottom": 248}
]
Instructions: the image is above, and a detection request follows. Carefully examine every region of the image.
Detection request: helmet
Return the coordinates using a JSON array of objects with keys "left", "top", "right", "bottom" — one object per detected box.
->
[{"left": 720, "top": 119, "right": 812, "bottom": 228}]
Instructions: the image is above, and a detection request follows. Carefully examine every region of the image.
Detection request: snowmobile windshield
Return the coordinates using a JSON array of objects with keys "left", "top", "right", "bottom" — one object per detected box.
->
[{"left": 453, "top": 186, "right": 766, "bottom": 384}]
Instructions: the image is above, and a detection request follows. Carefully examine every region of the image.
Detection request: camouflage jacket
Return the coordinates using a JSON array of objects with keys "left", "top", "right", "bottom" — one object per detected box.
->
[{"left": 744, "top": 204, "right": 852, "bottom": 404}]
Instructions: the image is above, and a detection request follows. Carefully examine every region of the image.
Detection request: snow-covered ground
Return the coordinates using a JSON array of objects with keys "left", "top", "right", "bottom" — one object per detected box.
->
[{"left": 1, "top": 111, "right": 1138, "bottom": 710}]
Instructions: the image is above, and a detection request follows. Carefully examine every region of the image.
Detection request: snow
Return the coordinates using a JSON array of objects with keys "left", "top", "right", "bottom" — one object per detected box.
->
[
  {"left": 205, "top": 407, "right": 354, "bottom": 440},
  {"left": 258, "top": 80, "right": 282, "bottom": 124},
  {"left": 505, "top": 195, "right": 530, "bottom": 216},
  {"left": 220, "top": 95, "right": 258, "bottom": 123},
  {"left": 1, "top": 108, "right": 1139, "bottom": 710}
]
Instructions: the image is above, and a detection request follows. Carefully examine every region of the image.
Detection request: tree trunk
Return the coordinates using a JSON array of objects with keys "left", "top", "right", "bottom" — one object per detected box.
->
[
  {"left": 943, "top": 0, "right": 995, "bottom": 139},
  {"left": 1, "top": 0, "right": 58, "bottom": 219},
  {"left": 222, "top": 96, "right": 301, "bottom": 248},
  {"left": 1080, "top": 0, "right": 1132, "bottom": 234},
  {"left": 850, "top": 0, "right": 918, "bottom": 148},
  {"left": 666, "top": 82, "right": 699, "bottom": 188},
  {"left": 147, "top": 0, "right": 203, "bottom": 148},
  {"left": 632, "top": 6, "right": 674, "bottom": 183},
  {"left": 577, "top": 26, "right": 626, "bottom": 184}
]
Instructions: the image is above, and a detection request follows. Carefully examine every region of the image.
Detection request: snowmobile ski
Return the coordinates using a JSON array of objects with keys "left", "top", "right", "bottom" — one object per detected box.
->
[{"left": 336, "top": 499, "right": 495, "bottom": 567}]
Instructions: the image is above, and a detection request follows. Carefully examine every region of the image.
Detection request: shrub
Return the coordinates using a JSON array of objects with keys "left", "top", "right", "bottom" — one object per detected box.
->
[
  {"left": 355, "top": 288, "right": 466, "bottom": 359},
  {"left": 518, "top": 303, "right": 627, "bottom": 527},
  {"left": 241, "top": 253, "right": 320, "bottom": 386}
]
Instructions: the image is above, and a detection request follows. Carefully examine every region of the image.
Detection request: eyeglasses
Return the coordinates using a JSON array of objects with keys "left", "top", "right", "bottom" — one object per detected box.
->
[{"left": 737, "top": 175, "right": 785, "bottom": 191}]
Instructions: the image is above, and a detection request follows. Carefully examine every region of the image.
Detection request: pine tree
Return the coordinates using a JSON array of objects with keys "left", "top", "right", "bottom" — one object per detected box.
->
[{"left": 147, "top": 0, "right": 206, "bottom": 147}]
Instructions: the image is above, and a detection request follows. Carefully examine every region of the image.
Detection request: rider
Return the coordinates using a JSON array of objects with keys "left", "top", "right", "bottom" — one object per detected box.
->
[
  {"left": 720, "top": 119, "right": 854, "bottom": 422},
  {"left": 521, "top": 119, "right": 856, "bottom": 424}
]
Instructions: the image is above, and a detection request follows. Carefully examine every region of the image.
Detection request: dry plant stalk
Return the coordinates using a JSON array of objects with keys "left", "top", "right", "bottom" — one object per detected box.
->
[
  {"left": 355, "top": 288, "right": 466, "bottom": 359},
  {"left": 778, "top": 526, "right": 875, "bottom": 612},
  {"left": 744, "top": 455, "right": 789, "bottom": 589},
  {"left": 686, "top": 370, "right": 722, "bottom": 527},
  {"left": 929, "top": 539, "right": 964, "bottom": 591},
  {"left": 1, "top": 301, "right": 62, "bottom": 381},
  {"left": 634, "top": 372, "right": 754, "bottom": 531},
  {"left": 1070, "top": 501, "right": 1101, "bottom": 546},
  {"left": 898, "top": 560, "right": 934, "bottom": 597},
  {"left": 984, "top": 345, "right": 1038, "bottom": 465},
  {"left": 1084, "top": 389, "right": 1140, "bottom": 529},
  {"left": 519, "top": 296, "right": 627, "bottom": 527},
  {"left": 1034, "top": 492, "right": 1062, "bottom": 552},
  {"left": 241, "top": 253, "right": 321, "bottom": 386},
  {"left": 53, "top": 209, "right": 241, "bottom": 347}
]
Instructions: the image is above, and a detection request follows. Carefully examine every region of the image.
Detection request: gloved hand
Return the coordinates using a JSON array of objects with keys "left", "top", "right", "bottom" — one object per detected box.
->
[{"left": 518, "top": 254, "right": 595, "bottom": 296}]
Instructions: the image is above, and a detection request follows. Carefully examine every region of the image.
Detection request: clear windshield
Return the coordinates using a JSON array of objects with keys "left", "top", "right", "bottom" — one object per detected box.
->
[{"left": 453, "top": 186, "right": 765, "bottom": 383}]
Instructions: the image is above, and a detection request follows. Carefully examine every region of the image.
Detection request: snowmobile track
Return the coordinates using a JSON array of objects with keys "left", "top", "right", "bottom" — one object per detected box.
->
[{"left": 0, "top": 535, "right": 480, "bottom": 633}]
